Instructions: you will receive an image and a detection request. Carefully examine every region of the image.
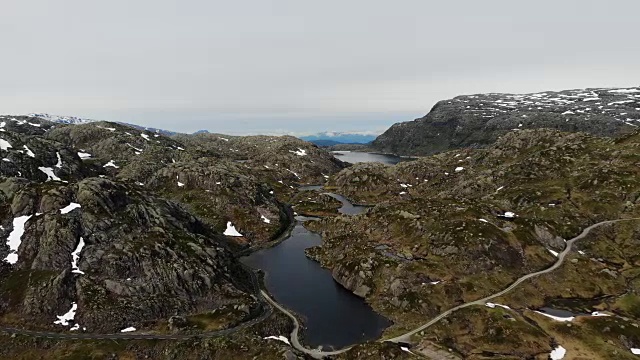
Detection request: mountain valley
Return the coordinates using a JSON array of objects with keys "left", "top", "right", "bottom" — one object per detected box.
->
[{"left": 2, "top": 86, "right": 640, "bottom": 360}]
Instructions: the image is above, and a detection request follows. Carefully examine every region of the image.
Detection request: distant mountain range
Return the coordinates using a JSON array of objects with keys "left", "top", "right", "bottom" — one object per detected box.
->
[
  {"left": 26, "top": 113, "right": 212, "bottom": 136},
  {"left": 299, "top": 132, "right": 378, "bottom": 146},
  {"left": 28, "top": 113, "right": 96, "bottom": 125},
  {"left": 27, "top": 114, "right": 378, "bottom": 145}
]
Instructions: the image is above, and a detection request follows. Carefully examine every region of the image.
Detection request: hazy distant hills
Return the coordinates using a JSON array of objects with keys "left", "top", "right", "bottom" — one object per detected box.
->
[{"left": 299, "top": 132, "right": 377, "bottom": 146}]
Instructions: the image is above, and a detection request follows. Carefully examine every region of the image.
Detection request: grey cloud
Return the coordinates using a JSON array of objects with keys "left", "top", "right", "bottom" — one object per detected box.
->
[{"left": 1, "top": 0, "right": 638, "bottom": 134}]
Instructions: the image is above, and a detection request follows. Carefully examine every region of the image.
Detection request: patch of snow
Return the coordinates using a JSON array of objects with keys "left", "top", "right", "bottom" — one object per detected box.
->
[
  {"left": 609, "top": 88, "right": 640, "bottom": 94},
  {"left": 224, "top": 222, "right": 243, "bottom": 237},
  {"left": 535, "top": 310, "right": 574, "bottom": 322},
  {"left": 562, "top": 110, "right": 575, "bottom": 115},
  {"left": 486, "top": 302, "right": 511, "bottom": 309},
  {"left": 55, "top": 152, "right": 63, "bottom": 168},
  {"left": 263, "top": 335, "right": 290, "bottom": 345},
  {"left": 127, "top": 143, "right": 142, "bottom": 152},
  {"left": 631, "top": 348, "right": 640, "bottom": 355},
  {"left": 70, "top": 324, "right": 80, "bottom": 331},
  {"left": 103, "top": 160, "right": 119, "bottom": 168},
  {"left": 2, "top": 158, "right": 10, "bottom": 162},
  {"left": 219, "top": 137, "right": 229, "bottom": 141},
  {"left": 548, "top": 249, "right": 559, "bottom": 257},
  {"left": 60, "top": 202, "right": 81, "bottom": 214},
  {"left": 578, "top": 250, "right": 585, "bottom": 255},
  {"left": 96, "top": 125, "right": 116, "bottom": 131},
  {"left": 140, "top": 133, "right": 150, "bottom": 141},
  {"left": 287, "top": 169, "right": 301, "bottom": 179},
  {"left": 77, "top": 152, "right": 92, "bottom": 159},
  {"left": 399, "top": 191, "right": 407, "bottom": 195},
  {"left": 120, "top": 327, "right": 136, "bottom": 333},
  {"left": 261, "top": 215, "right": 271, "bottom": 224},
  {"left": 53, "top": 303, "right": 77, "bottom": 326},
  {"left": 289, "top": 148, "right": 307, "bottom": 156},
  {"left": 400, "top": 346, "right": 416, "bottom": 355},
  {"left": 550, "top": 345, "right": 566, "bottom": 360},
  {"left": 609, "top": 100, "right": 634, "bottom": 105},
  {"left": 39, "top": 167, "right": 62, "bottom": 181},
  {"left": 177, "top": 181, "right": 185, "bottom": 187},
  {"left": 455, "top": 166, "right": 464, "bottom": 172},
  {"left": 23, "top": 145, "right": 35, "bottom": 157},
  {"left": 429, "top": 281, "right": 441, "bottom": 285},
  {"left": 0, "top": 139, "right": 12, "bottom": 150},
  {"left": 496, "top": 186, "right": 504, "bottom": 191},
  {"left": 479, "top": 219, "right": 489, "bottom": 223},
  {"left": 71, "top": 237, "right": 85, "bottom": 274},
  {"left": 503, "top": 211, "right": 516, "bottom": 218},
  {"left": 591, "top": 311, "right": 610, "bottom": 317},
  {"left": 4, "top": 215, "right": 33, "bottom": 264}
]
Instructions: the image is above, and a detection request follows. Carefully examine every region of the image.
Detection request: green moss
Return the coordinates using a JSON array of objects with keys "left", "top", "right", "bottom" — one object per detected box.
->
[{"left": 614, "top": 294, "right": 640, "bottom": 318}]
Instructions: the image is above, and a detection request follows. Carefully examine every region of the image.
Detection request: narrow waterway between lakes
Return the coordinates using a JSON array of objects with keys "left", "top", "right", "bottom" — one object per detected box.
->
[{"left": 241, "top": 152, "right": 403, "bottom": 350}]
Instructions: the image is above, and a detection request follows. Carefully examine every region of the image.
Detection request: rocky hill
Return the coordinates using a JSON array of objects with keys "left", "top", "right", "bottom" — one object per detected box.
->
[
  {"left": 308, "top": 128, "right": 640, "bottom": 359},
  {"left": 0, "top": 114, "right": 346, "bottom": 359},
  {"left": 372, "top": 86, "right": 640, "bottom": 155}
]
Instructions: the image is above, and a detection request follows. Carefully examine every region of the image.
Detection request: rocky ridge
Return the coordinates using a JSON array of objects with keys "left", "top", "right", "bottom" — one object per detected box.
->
[{"left": 372, "top": 86, "right": 640, "bottom": 156}]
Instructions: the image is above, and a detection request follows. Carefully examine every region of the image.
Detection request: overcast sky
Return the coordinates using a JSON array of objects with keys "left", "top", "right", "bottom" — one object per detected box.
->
[{"left": 2, "top": 0, "right": 639, "bottom": 135}]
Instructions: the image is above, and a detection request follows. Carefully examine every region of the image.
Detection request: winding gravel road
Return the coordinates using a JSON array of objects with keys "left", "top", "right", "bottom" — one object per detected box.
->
[
  {"left": 385, "top": 218, "right": 640, "bottom": 344},
  {"left": 260, "top": 290, "right": 352, "bottom": 359}
]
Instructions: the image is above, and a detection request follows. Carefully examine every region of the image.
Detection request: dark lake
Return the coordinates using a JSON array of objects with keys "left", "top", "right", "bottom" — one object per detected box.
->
[
  {"left": 241, "top": 201, "right": 390, "bottom": 349},
  {"left": 331, "top": 151, "right": 412, "bottom": 165}
]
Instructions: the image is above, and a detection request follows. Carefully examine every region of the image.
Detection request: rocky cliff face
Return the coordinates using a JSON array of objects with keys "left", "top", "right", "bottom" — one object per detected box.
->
[
  {"left": 0, "top": 177, "right": 251, "bottom": 333},
  {"left": 372, "top": 86, "right": 640, "bottom": 155}
]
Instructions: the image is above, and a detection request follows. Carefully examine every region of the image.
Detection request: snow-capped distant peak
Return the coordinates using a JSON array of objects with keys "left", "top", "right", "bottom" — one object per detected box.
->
[{"left": 28, "top": 113, "right": 96, "bottom": 125}]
